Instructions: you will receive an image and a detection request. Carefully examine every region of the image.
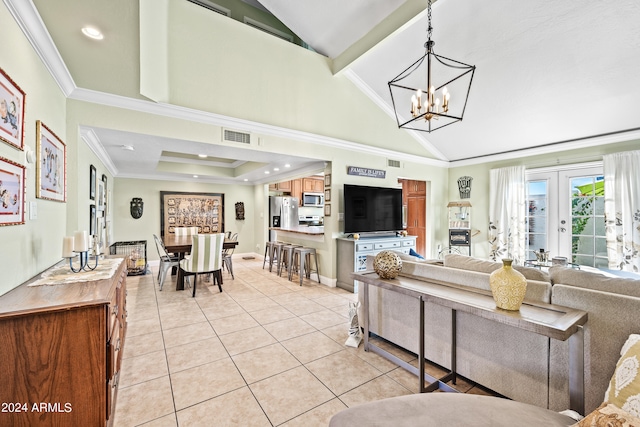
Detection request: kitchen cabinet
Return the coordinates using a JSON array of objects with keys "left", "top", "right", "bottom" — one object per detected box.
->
[
  {"left": 291, "top": 178, "right": 303, "bottom": 201},
  {"left": 406, "top": 180, "right": 426, "bottom": 196},
  {"left": 400, "top": 179, "right": 427, "bottom": 256},
  {"left": 406, "top": 196, "right": 426, "bottom": 256},
  {"left": 302, "top": 178, "right": 324, "bottom": 193},
  {"left": 0, "top": 258, "right": 128, "bottom": 427}
]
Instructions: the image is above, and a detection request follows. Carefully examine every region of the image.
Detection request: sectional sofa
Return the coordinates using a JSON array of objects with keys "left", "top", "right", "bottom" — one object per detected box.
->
[{"left": 358, "top": 253, "right": 640, "bottom": 414}]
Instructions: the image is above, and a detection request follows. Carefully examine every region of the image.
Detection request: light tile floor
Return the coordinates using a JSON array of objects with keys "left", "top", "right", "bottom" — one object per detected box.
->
[{"left": 113, "top": 258, "right": 496, "bottom": 426}]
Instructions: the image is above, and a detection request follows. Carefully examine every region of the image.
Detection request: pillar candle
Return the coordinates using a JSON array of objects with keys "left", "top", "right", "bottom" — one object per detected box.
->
[
  {"left": 62, "top": 236, "right": 74, "bottom": 258},
  {"left": 74, "top": 230, "right": 89, "bottom": 252}
]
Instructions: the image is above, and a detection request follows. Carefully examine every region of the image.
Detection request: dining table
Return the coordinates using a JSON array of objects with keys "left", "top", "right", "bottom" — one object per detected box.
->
[{"left": 162, "top": 234, "right": 239, "bottom": 291}]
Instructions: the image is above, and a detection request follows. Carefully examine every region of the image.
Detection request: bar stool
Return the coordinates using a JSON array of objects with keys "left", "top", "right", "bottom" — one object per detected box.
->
[
  {"left": 270, "top": 242, "right": 288, "bottom": 273},
  {"left": 263, "top": 241, "right": 275, "bottom": 269},
  {"left": 278, "top": 244, "right": 302, "bottom": 277},
  {"left": 291, "top": 247, "right": 320, "bottom": 285}
]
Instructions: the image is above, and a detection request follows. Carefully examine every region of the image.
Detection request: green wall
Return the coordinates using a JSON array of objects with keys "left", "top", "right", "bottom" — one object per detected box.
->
[
  {"left": 447, "top": 139, "right": 640, "bottom": 259},
  {"left": 0, "top": 5, "right": 67, "bottom": 294}
]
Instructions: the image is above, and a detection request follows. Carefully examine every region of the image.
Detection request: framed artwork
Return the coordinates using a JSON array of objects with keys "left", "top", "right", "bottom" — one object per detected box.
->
[
  {"left": 35, "top": 120, "right": 66, "bottom": 202},
  {"left": 89, "top": 164, "right": 96, "bottom": 200},
  {"left": 101, "top": 174, "right": 108, "bottom": 213},
  {"left": 324, "top": 203, "right": 331, "bottom": 217},
  {"left": 97, "top": 179, "right": 105, "bottom": 211},
  {"left": 324, "top": 188, "right": 331, "bottom": 202},
  {"left": 324, "top": 173, "right": 331, "bottom": 188},
  {"left": 0, "top": 68, "right": 25, "bottom": 150},
  {"left": 0, "top": 156, "right": 25, "bottom": 226},
  {"left": 89, "top": 204, "right": 96, "bottom": 235},
  {"left": 160, "top": 191, "right": 224, "bottom": 237}
]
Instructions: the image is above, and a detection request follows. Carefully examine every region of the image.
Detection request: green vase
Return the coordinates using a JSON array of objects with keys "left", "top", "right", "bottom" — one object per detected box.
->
[{"left": 489, "top": 259, "right": 527, "bottom": 310}]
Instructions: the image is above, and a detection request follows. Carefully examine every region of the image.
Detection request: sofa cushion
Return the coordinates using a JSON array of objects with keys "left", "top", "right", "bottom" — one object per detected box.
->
[
  {"left": 444, "top": 254, "right": 550, "bottom": 282},
  {"left": 572, "top": 402, "right": 640, "bottom": 427},
  {"left": 549, "top": 267, "right": 640, "bottom": 298},
  {"left": 603, "top": 334, "right": 640, "bottom": 417}
]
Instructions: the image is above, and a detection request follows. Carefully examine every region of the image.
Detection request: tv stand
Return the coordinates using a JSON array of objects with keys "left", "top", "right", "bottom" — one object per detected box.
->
[{"left": 337, "top": 235, "right": 417, "bottom": 292}]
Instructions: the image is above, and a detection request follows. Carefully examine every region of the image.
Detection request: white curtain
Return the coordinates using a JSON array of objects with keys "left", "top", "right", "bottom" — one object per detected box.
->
[
  {"left": 603, "top": 150, "right": 640, "bottom": 272},
  {"left": 488, "top": 166, "right": 526, "bottom": 263}
]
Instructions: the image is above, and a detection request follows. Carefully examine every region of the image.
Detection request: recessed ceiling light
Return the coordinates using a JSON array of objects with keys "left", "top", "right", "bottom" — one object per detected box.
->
[
  {"left": 81, "top": 26, "right": 104, "bottom": 40},
  {"left": 284, "top": 164, "right": 291, "bottom": 168},
  {"left": 243, "top": 179, "right": 248, "bottom": 182},
  {"left": 264, "top": 171, "right": 270, "bottom": 174},
  {"left": 193, "top": 175, "right": 198, "bottom": 178},
  {"left": 198, "top": 154, "right": 207, "bottom": 158},
  {"left": 121, "top": 145, "right": 134, "bottom": 151},
  {"left": 273, "top": 167, "right": 280, "bottom": 171}
]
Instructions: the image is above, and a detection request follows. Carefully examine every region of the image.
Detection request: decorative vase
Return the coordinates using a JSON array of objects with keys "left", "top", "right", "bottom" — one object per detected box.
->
[
  {"left": 489, "top": 259, "right": 527, "bottom": 310},
  {"left": 373, "top": 251, "right": 403, "bottom": 279}
]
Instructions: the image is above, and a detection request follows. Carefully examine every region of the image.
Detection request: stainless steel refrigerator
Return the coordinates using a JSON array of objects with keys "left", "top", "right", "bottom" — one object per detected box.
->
[{"left": 269, "top": 196, "right": 299, "bottom": 241}]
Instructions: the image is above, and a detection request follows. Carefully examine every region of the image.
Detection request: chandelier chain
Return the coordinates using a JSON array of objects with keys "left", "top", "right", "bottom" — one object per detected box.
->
[{"left": 427, "top": 0, "right": 433, "bottom": 41}]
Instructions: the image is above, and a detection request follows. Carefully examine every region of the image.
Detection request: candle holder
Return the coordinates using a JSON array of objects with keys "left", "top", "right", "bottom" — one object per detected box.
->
[
  {"left": 68, "top": 250, "right": 99, "bottom": 273},
  {"left": 66, "top": 234, "right": 101, "bottom": 273}
]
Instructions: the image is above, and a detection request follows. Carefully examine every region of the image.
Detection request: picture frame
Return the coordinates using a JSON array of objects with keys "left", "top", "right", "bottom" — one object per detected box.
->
[
  {"left": 324, "top": 173, "right": 331, "bottom": 188},
  {"left": 0, "top": 67, "right": 26, "bottom": 151},
  {"left": 101, "top": 174, "right": 108, "bottom": 213},
  {"left": 324, "top": 203, "right": 331, "bottom": 217},
  {"left": 89, "top": 204, "right": 96, "bottom": 235},
  {"left": 97, "top": 179, "right": 105, "bottom": 211},
  {"left": 89, "top": 164, "right": 96, "bottom": 200},
  {"left": 160, "top": 191, "right": 224, "bottom": 237},
  {"left": 324, "top": 188, "right": 331, "bottom": 202},
  {"left": 35, "top": 120, "right": 66, "bottom": 202},
  {"left": 0, "top": 155, "right": 25, "bottom": 226}
]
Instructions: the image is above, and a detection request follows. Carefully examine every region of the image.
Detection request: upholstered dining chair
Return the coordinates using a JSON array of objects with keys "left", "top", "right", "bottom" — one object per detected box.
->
[
  {"left": 153, "top": 234, "right": 180, "bottom": 291},
  {"left": 222, "top": 232, "right": 238, "bottom": 279},
  {"left": 174, "top": 226, "right": 199, "bottom": 236},
  {"left": 179, "top": 233, "right": 225, "bottom": 297}
]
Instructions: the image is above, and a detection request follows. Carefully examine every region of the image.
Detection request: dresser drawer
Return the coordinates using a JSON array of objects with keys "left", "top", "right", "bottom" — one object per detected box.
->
[
  {"left": 374, "top": 241, "right": 402, "bottom": 250},
  {"left": 402, "top": 240, "right": 415, "bottom": 247},
  {"left": 356, "top": 243, "right": 374, "bottom": 251}
]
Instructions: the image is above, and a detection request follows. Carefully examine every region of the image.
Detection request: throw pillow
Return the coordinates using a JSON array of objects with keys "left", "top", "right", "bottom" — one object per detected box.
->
[
  {"left": 409, "top": 248, "right": 425, "bottom": 259},
  {"left": 571, "top": 403, "right": 640, "bottom": 426},
  {"left": 604, "top": 334, "right": 640, "bottom": 418}
]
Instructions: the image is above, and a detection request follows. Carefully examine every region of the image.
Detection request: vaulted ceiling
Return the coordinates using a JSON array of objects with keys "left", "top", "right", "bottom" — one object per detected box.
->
[{"left": 13, "top": 0, "right": 640, "bottom": 183}]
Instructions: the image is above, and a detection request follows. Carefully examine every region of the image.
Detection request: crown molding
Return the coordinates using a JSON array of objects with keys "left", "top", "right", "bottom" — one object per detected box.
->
[
  {"left": 4, "top": 0, "right": 76, "bottom": 96},
  {"left": 79, "top": 127, "right": 118, "bottom": 176},
  {"left": 69, "top": 87, "right": 450, "bottom": 169}
]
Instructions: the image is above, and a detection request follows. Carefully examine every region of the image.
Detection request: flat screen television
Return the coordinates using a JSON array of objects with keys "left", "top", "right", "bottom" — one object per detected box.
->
[{"left": 344, "top": 184, "right": 403, "bottom": 234}]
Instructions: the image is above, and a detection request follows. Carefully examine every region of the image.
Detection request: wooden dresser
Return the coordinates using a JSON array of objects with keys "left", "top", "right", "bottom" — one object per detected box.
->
[{"left": 0, "top": 258, "right": 127, "bottom": 427}]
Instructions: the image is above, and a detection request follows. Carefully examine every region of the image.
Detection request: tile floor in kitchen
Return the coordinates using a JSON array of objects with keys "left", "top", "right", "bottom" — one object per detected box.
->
[{"left": 113, "top": 257, "right": 496, "bottom": 426}]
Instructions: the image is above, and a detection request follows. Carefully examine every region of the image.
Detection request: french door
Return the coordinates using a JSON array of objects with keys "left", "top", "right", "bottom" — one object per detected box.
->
[{"left": 525, "top": 164, "right": 606, "bottom": 267}]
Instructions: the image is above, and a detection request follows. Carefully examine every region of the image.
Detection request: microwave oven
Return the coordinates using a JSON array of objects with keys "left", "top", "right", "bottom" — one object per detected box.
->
[{"left": 302, "top": 192, "right": 324, "bottom": 207}]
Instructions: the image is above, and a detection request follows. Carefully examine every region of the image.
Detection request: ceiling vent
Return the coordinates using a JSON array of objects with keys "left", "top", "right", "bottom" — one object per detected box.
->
[
  {"left": 243, "top": 17, "right": 294, "bottom": 42},
  {"left": 387, "top": 159, "right": 401, "bottom": 168},
  {"left": 223, "top": 129, "right": 251, "bottom": 144},
  {"left": 187, "top": 0, "right": 231, "bottom": 16}
]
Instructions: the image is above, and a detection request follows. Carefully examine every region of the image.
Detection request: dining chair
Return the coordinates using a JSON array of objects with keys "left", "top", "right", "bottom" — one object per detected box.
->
[
  {"left": 179, "top": 233, "right": 225, "bottom": 297},
  {"left": 222, "top": 232, "right": 238, "bottom": 279},
  {"left": 153, "top": 234, "right": 180, "bottom": 291},
  {"left": 174, "top": 226, "right": 199, "bottom": 236}
]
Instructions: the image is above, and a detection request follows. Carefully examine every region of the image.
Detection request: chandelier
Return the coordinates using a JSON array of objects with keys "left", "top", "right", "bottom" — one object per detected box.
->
[{"left": 388, "top": 0, "right": 475, "bottom": 133}]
